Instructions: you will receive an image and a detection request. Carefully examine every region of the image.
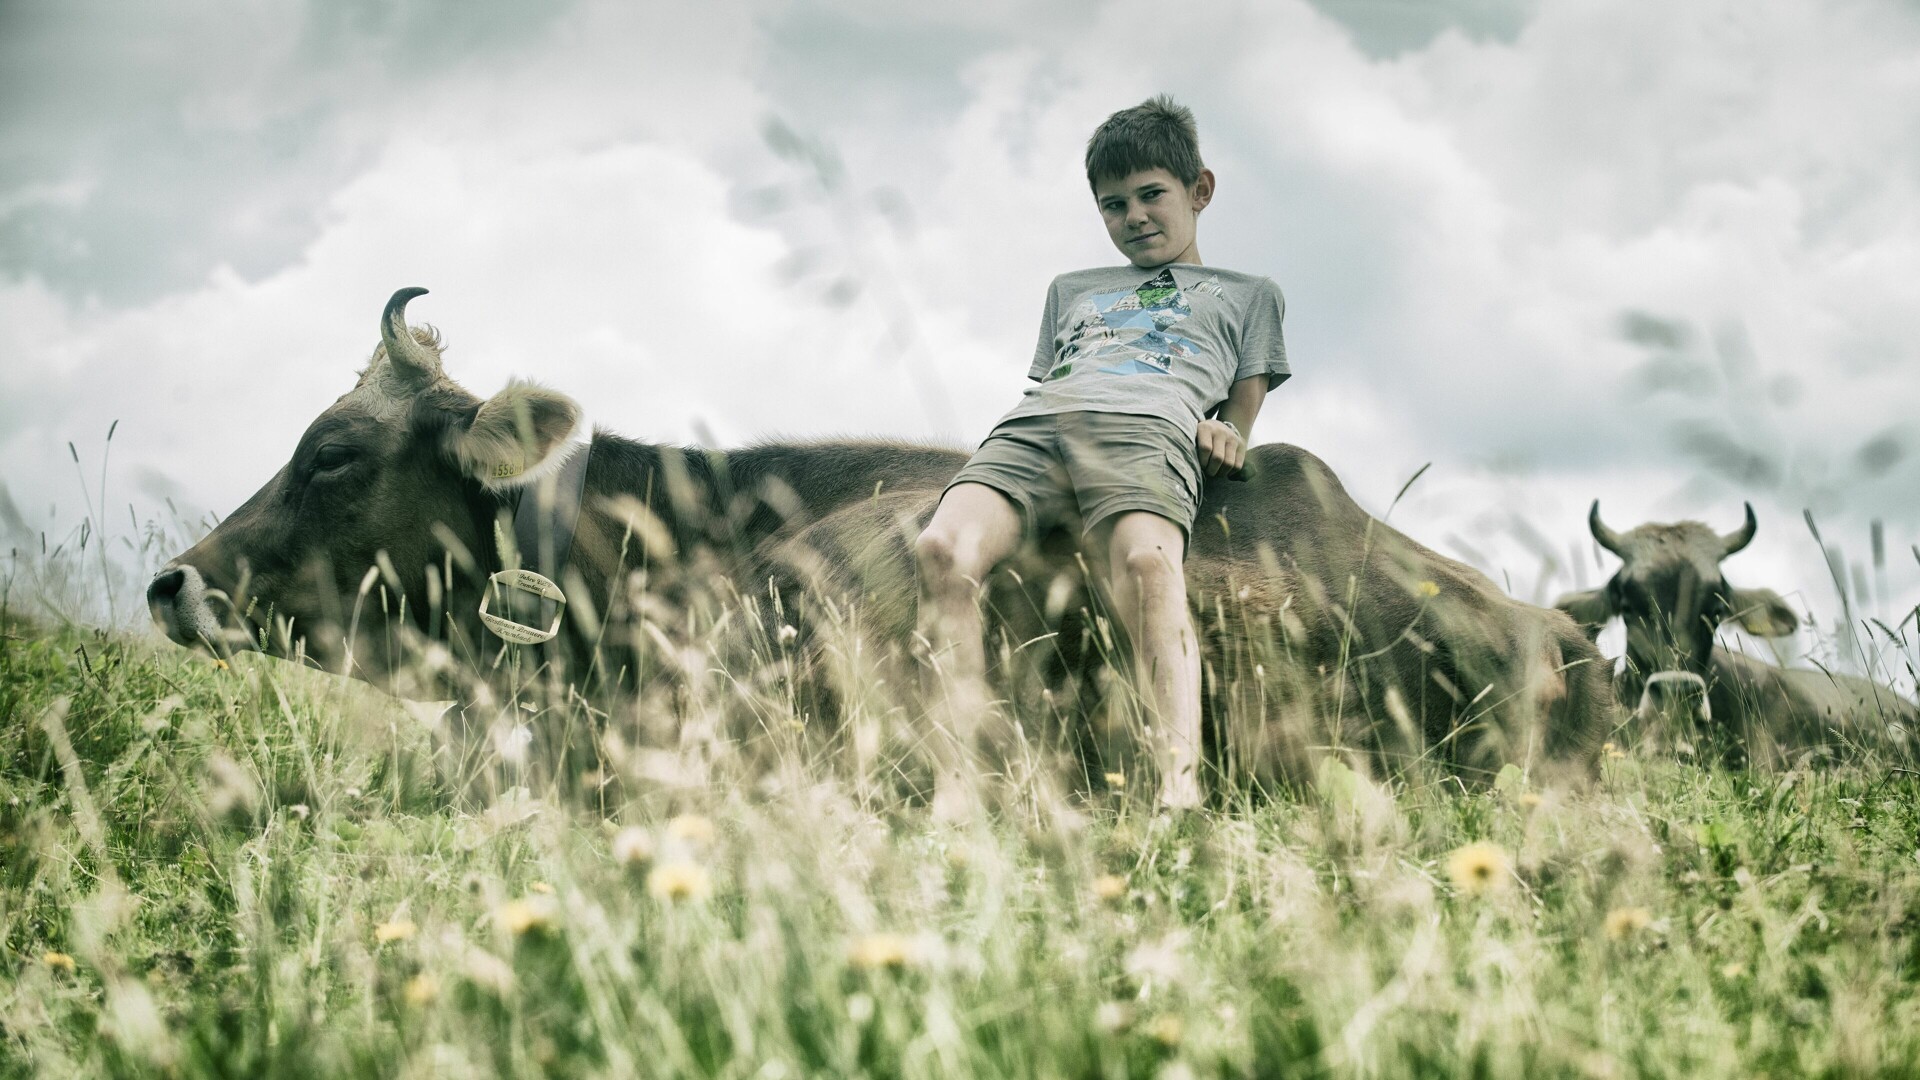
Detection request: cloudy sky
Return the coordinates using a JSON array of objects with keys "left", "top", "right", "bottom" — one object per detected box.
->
[{"left": 3, "top": 0, "right": 1917, "bottom": 679}]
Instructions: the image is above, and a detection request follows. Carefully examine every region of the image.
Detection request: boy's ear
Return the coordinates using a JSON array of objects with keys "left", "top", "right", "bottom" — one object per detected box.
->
[
  {"left": 1727, "top": 586, "right": 1799, "bottom": 638},
  {"left": 451, "top": 380, "right": 584, "bottom": 489},
  {"left": 1552, "top": 587, "right": 1614, "bottom": 640},
  {"left": 1190, "top": 167, "right": 1216, "bottom": 212}
]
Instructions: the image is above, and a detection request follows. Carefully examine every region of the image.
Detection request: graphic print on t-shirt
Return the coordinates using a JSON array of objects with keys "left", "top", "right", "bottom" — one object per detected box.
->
[{"left": 1046, "top": 268, "right": 1200, "bottom": 380}]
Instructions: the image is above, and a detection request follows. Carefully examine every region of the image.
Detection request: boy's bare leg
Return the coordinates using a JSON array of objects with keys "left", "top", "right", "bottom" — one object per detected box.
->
[
  {"left": 1103, "top": 511, "right": 1203, "bottom": 809},
  {"left": 913, "top": 483, "right": 1025, "bottom": 818}
]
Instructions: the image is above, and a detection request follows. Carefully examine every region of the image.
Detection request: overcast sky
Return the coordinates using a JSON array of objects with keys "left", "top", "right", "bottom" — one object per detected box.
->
[{"left": 3, "top": 0, "right": 1917, "bottom": 680}]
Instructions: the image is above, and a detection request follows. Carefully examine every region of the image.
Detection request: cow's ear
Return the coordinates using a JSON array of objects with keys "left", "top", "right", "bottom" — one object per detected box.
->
[
  {"left": 453, "top": 380, "right": 584, "bottom": 489},
  {"left": 1553, "top": 588, "right": 1613, "bottom": 641},
  {"left": 1728, "top": 586, "right": 1798, "bottom": 638}
]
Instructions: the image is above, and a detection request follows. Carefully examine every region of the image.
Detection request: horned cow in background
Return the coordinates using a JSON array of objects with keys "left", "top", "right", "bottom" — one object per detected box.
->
[{"left": 1554, "top": 502, "right": 1916, "bottom": 761}]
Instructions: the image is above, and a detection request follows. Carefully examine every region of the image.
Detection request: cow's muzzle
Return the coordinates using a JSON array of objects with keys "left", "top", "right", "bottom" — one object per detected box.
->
[
  {"left": 1635, "top": 670, "right": 1711, "bottom": 724},
  {"left": 147, "top": 564, "right": 249, "bottom": 652}
]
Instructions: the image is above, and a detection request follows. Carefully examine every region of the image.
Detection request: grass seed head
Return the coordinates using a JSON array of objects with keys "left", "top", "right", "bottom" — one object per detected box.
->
[
  {"left": 611, "top": 826, "right": 656, "bottom": 868},
  {"left": 463, "top": 950, "right": 516, "bottom": 995},
  {"left": 665, "top": 814, "right": 717, "bottom": 847}
]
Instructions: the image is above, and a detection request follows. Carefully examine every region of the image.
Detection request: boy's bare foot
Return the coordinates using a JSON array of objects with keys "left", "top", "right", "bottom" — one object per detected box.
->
[
  {"left": 1155, "top": 735, "right": 1204, "bottom": 809},
  {"left": 1156, "top": 776, "right": 1204, "bottom": 811}
]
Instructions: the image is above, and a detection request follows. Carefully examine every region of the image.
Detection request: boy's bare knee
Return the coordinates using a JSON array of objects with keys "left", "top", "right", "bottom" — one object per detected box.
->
[
  {"left": 1118, "top": 546, "right": 1182, "bottom": 596},
  {"left": 915, "top": 529, "right": 979, "bottom": 592}
]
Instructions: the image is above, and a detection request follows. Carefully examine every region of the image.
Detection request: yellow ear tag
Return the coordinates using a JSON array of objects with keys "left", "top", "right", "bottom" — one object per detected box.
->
[
  {"left": 493, "top": 461, "right": 521, "bottom": 480},
  {"left": 478, "top": 569, "right": 567, "bottom": 645}
]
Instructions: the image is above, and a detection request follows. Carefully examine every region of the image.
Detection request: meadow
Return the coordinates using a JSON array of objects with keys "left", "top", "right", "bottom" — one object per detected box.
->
[{"left": 3, "top": 522, "right": 1920, "bottom": 1079}]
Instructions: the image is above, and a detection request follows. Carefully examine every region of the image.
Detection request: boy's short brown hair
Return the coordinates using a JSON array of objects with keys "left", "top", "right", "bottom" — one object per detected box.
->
[{"left": 1084, "top": 94, "right": 1204, "bottom": 191}]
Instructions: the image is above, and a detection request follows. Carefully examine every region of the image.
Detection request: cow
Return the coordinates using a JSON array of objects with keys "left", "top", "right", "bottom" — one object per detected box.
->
[
  {"left": 1553, "top": 502, "right": 1916, "bottom": 762},
  {"left": 148, "top": 288, "right": 1614, "bottom": 793}
]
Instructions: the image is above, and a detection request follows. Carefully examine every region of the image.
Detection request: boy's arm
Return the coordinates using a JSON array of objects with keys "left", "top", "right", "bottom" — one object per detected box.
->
[
  {"left": 1197, "top": 375, "right": 1269, "bottom": 477},
  {"left": 1198, "top": 277, "right": 1290, "bottom": 477}
]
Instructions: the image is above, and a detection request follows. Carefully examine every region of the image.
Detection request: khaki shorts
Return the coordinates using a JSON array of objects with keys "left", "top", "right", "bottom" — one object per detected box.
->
[{"left": 943, "top": 411, "right": 1202, "bottom": 540}]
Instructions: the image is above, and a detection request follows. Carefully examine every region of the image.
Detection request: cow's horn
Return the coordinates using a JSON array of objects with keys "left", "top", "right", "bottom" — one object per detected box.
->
[
  {"left": 1721, "top": 501, "right": 1758, "bottom": 557},
  {"left": 380, "top": 287, "right": 439, "bottom": 381},
  {"left": 1588, "top": 500, "right": 1626, "bottom": 557}
]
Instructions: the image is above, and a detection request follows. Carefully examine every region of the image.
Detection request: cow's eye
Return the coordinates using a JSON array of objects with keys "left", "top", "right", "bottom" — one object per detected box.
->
[{"left": 312, "top": 445, "right": 358, "bottom": 473}]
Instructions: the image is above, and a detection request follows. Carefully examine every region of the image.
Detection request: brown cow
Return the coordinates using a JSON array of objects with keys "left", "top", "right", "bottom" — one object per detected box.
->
[
  {"left": 149, "top": 288, "right": 1613, "bottom": 788},
  {"left": 1554, "top": 502, "right": 1916, "bottom": 762}
]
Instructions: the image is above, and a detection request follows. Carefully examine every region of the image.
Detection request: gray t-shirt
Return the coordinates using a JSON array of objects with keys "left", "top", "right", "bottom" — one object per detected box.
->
[{"left": 1000, "top": 264, "right": 1290, "bottom": 432}]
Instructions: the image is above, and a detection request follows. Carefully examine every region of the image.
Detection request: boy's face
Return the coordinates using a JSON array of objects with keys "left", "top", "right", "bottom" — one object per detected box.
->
[{"left": 1094, "top": 166, "right": 1215, "bottom": 268}]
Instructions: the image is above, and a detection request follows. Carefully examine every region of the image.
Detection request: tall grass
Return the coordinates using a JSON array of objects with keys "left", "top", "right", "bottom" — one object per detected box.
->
[{"left": 5, "top": 479, "right": 1920, "bottom": 1077}]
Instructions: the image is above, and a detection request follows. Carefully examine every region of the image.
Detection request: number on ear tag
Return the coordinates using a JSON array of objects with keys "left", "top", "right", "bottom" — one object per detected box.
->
[{"left": 478, "top": 568, "right": 567, "bottom": 645}]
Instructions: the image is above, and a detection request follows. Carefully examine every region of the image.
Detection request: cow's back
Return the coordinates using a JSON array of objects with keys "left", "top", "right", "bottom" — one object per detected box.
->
[
  {"left": 1709, "top": 647, "right": 1917, "bottom": 761},
  {"left": 758, "top": 439, "right": 1612, "bottom": 785}
]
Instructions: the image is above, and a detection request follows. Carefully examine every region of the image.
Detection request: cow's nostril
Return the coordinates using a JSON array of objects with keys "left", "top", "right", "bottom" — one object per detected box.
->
[{"left": 148, "top": 567, "right": 187, "bottom": 607}]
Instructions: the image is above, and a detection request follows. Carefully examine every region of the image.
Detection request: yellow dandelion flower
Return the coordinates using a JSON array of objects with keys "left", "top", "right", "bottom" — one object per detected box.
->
[
  {"left": 1445, "top": 841, "right": 1511, "bottom": 897},
  {"left": 1091, "top": 874, "right": 1128, "bottom": 902},
  {"left": 374, "top": 919, "right": 417, "bottom": 944},
  {"left": 611, "top": 826, "right": 656, "bottom": 868},
  {"left": 495, "top": 896, "right": 557, "bottom": 936},
  {"left": 1518, "top": 792, "right": 1544, "bottom": 809},
  {"left": 847, "top": 932, "right": 914, "bottom": 971},
  {"left": 1604, "top": 906, "right": 1654, "bottom": 940},
  {"left": 665, "top": 814, "right": 716, "bottom": 846},
  {"left": 43, "top": 951, "right": 76, "bottom": 973},
  {"left": 527, "top": 881, "right": 554, "bottom": 895},
  {"left": 647, "top": 861, "right": 713, "bottom": 903},
  {"left": 403, "top": 974, "right": 440, "bottom": 1006},
  {"left": 1720, "top": 962, "right": 1747, "bottom": 979},
  {"left": 1416, "top": 580, "right": 1441, "bottom": 598},
  {"left": 1145, "top": 1013, "right": 1185, "bottom": 1047},
  {"left": 211, "top": 658, "right": 230, "bottom": 671},
  {"left": 1103, "top": 772, "right": 1126, "bottom": 790}
]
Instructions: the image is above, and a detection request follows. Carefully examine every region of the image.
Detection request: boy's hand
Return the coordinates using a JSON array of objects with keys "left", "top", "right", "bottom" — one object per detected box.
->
[{"left": 1195, "top": 418, "right": 1246, "bottom": 478}]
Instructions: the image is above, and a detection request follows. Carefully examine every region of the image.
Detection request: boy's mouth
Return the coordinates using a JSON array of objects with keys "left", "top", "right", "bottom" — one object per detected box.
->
[{"left": 1128, "top": 232, "right": 1161, "bottom": 245}]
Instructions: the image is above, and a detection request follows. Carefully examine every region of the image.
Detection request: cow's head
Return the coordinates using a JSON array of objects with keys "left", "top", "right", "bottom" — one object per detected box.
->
[
  {"left": 147, "top": 288, "right": 582, "bottom": 686},
  {"left": 1554, "top": 502, "right": 1798, "bottom": 719}
]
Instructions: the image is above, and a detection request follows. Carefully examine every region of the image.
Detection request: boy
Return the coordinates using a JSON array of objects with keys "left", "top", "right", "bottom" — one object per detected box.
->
[{"left": 914, "top": 95, "right": 1289, "bottom": 811}]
